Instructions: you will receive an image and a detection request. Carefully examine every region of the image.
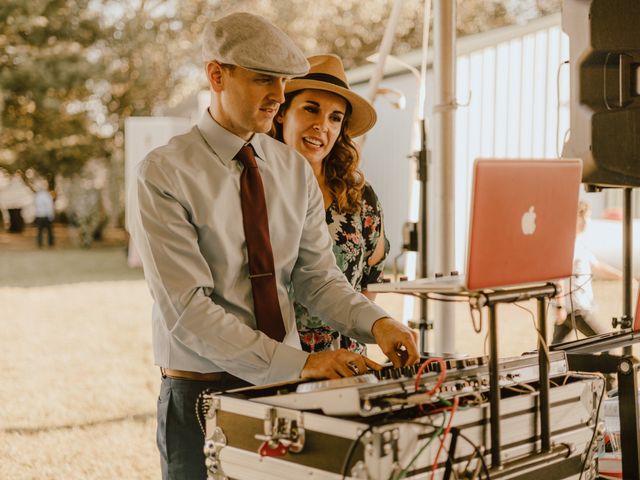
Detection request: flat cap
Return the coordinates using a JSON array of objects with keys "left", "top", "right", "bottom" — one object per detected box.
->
[{"left": 202, "top": 12, "right": 309, "bottom": 77}]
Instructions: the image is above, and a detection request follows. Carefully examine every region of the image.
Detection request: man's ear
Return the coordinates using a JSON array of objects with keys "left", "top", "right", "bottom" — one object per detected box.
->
[{"left": 206, "top": 61, "right": 225, "bottom": 92}]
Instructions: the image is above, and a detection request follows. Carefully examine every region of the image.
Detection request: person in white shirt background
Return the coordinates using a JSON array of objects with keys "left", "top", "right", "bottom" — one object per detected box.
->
[
  {"left": 34, "top": 184, "right": 55, "bottom": 248},
  {"left": 552, "top": 201, "right": 626, "bottom": 344}
]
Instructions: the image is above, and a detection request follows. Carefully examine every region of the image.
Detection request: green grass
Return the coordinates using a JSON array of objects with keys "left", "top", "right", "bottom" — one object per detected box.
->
[{"left": 0, "top": 248, "right": 144, "bottom": 287}]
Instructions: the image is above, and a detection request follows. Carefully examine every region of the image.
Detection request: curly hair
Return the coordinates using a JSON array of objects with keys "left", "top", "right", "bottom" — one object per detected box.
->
[{"left": 272, "top": 90, "right": 365, "bottom": 213}]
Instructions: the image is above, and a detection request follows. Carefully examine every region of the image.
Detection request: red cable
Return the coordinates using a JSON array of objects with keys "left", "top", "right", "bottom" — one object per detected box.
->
[
  {"left": 421, "top": 404, "right": 451, "bottom": 416},
  {"left": 430, "top": 396, "right": 459, "bottom": 480},
  {"left": 415, "top": 357, "right": 447, "bottom": 413}
]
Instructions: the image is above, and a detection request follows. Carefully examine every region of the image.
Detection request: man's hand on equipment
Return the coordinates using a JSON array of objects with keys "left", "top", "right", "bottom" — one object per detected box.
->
[
  {"left": 372, "top": 317, "right": 420, "bottom": 367},
  {"left": 301, "top": 349, "right": 382, "bottom": 380}
]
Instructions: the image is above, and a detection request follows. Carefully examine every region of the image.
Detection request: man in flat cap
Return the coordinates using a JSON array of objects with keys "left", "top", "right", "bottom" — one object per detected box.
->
[{"left": 128, "top": 12, "right": 418, "bottom": 479}]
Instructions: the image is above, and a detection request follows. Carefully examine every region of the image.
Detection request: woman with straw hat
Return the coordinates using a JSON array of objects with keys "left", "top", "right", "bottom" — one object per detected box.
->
[{"left": 273, "top": 54, "right": 389, "bottom": 355}]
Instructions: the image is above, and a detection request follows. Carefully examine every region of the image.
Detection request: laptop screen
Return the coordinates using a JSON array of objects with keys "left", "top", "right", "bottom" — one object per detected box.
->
[{"left": 466, "top": 159, "right": 583, "bottom": 290}]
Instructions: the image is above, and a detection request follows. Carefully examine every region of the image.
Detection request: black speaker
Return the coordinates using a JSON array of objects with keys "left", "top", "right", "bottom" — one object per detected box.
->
[{"left": 562, "top": 0, "right": 640, "bottom": 187}]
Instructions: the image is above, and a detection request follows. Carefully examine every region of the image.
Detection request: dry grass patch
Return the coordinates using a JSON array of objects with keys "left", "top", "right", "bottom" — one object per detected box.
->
[
  {"left": 1, "top": 265, "right": 158, "bottom": 479},
  {"left": 1, "top": 281, "right": 156, "bottom": 430},
  {"left": 0, "top": 417, "right": 157, "bottom": 480}
]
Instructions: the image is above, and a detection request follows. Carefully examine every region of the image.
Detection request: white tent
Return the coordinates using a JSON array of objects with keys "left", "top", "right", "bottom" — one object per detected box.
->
[{"left": 0, "top": 173, "right": 35, "bottom": 225}]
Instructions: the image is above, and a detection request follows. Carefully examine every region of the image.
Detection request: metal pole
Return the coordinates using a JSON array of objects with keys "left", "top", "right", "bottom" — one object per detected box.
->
[
  {"left": 418, "top": 0, "right": 433, "bottom": 354},
  {"left": 417, "top": 0, "right": 432, "bottom": 123},
  {"left": 418, "top": 128, "right": 430, "bottom": 353},
  {"left": 364, "top": 0, "right": 404, "bottom": 105},
  {"left": 618, "top": 357, "right": 640, "bottom": 479},
  {"left": 623, "top": 188, "right": 633, "bottom": 356},
  {"left": 488, "top": 303, "right": 501, "bottom": 468},
  {"left": 432, "top": 0, "right": 457, "bottom": 353},
  {"left": 537, "top": 297, "right": 551, "bottom": 452},
  {"left": 357, "top": 0, "right": 403, "bottom": 151}
]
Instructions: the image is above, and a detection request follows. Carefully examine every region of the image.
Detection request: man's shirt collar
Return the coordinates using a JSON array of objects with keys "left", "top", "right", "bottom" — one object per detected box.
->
[{"left": 197, "top": 109, "right": 268, "bottom": 166}]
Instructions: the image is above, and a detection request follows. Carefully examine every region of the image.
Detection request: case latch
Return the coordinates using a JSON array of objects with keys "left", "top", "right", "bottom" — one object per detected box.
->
[
  {"left": 204, "top": 426, "right": 228, "bottom": 480},
  {"left": 203, "top": 396, "right": 228, "bottom": 480},
  {"left": 255, "top": 407, "right": 305, "bottom": 457}
]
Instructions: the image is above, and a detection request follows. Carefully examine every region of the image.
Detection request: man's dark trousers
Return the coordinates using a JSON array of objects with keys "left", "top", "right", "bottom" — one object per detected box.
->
[
  {"left": 35, "top": 217, "right": 54, "bottom": 247},
  {"left": 157, "top": 375, "right": 250, "bottom": 479}
]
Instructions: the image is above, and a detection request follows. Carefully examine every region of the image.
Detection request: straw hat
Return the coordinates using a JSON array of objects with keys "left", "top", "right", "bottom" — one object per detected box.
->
[
  {"left": 201, "top": 12, "right": 309, "bottom": 77},
  {"left": 285, "top": 54, "right": 377, "bottom": 137}
]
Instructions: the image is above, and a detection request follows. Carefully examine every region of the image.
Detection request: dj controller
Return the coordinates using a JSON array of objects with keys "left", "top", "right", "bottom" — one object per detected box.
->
[{"left": 227, "top": 351, "right": 569, "bottom": 416}]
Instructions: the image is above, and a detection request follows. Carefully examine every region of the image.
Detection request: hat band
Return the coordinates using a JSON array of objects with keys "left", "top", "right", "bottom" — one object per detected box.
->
[{"left": 301, "top": 72, "right": 349, "bottom": 90}]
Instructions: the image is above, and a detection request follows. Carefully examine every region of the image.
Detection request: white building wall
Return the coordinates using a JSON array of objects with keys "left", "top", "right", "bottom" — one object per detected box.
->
[
  {"left": 124, "top": 116, "right": 191, "bottom": 266},
  {"left": 351, "top": 72, "right": 424, "bottom": 275}
]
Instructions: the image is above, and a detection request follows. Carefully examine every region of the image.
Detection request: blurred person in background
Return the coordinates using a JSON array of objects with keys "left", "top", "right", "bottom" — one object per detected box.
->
[
  {"left": 34, "top": 185, "right": 54, "bottom": 248},
  {"left": 552, "top": 201, "right": 625, "bottom": 344},
  {"left": 272, "top": 54, "right": 389, "bottom": 355}
]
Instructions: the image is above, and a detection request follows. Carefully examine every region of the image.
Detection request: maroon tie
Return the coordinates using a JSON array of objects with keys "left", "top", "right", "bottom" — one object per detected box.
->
[{"left": 236, "top": 144, "right": 286, "bottom": 342}]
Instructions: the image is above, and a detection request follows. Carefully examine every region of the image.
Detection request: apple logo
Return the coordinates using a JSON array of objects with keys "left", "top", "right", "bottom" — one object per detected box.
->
[{"left": 521, "top": 206, "right": 537, "bottom": 235}]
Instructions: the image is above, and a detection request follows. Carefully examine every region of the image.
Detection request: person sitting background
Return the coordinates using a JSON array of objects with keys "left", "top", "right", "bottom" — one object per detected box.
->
[
  {"left": 272, "top": 54, "right": 389, "bottom": 355},
  {"left": 552, "top": 201, "right": 624, "bottom": 344}
]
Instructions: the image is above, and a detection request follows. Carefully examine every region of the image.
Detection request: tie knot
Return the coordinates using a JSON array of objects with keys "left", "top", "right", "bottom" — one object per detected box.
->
[{"left": 236, "top": 144, "right": 257, "bottom": 169}]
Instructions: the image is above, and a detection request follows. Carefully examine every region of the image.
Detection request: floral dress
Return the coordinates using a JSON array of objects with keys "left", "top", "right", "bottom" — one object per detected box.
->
[{"left": 294, "top": 183, "right": 389, "bottom": 354}]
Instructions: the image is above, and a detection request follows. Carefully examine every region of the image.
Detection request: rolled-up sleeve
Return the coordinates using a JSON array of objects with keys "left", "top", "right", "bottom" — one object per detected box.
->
[{"left": 129, "top": 157, "right": 308, "bottom": 385}]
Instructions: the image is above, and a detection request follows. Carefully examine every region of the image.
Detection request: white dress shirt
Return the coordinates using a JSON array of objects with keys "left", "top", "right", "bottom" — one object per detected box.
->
[
  {"left": 127, "top": 110, "right": 388, "bottom": 385},
  {"left": 34, "top": 190, "right": 54, "bottom": 220}
]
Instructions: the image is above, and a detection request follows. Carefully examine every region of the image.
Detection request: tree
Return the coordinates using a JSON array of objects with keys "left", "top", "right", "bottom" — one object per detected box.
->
[
  {"left": 91, "top": 0, "right": 213, "bottom": 224},
  {"left": 0, "top": 0, "right": 104, "bottom": 188}
]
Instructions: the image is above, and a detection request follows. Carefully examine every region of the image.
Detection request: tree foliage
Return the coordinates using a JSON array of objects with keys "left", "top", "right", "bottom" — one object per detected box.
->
[
  {"left": 92, "top": 0, "right": 211, "bottom": 156},
  {"left": 0, "top": 0, "right": 104, "bottom": 185}
]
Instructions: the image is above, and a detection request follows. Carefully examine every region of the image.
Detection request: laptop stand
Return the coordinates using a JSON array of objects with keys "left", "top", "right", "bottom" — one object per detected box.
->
[{"left": 473, "top": 283, "right": 558, "bottom": 466}]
